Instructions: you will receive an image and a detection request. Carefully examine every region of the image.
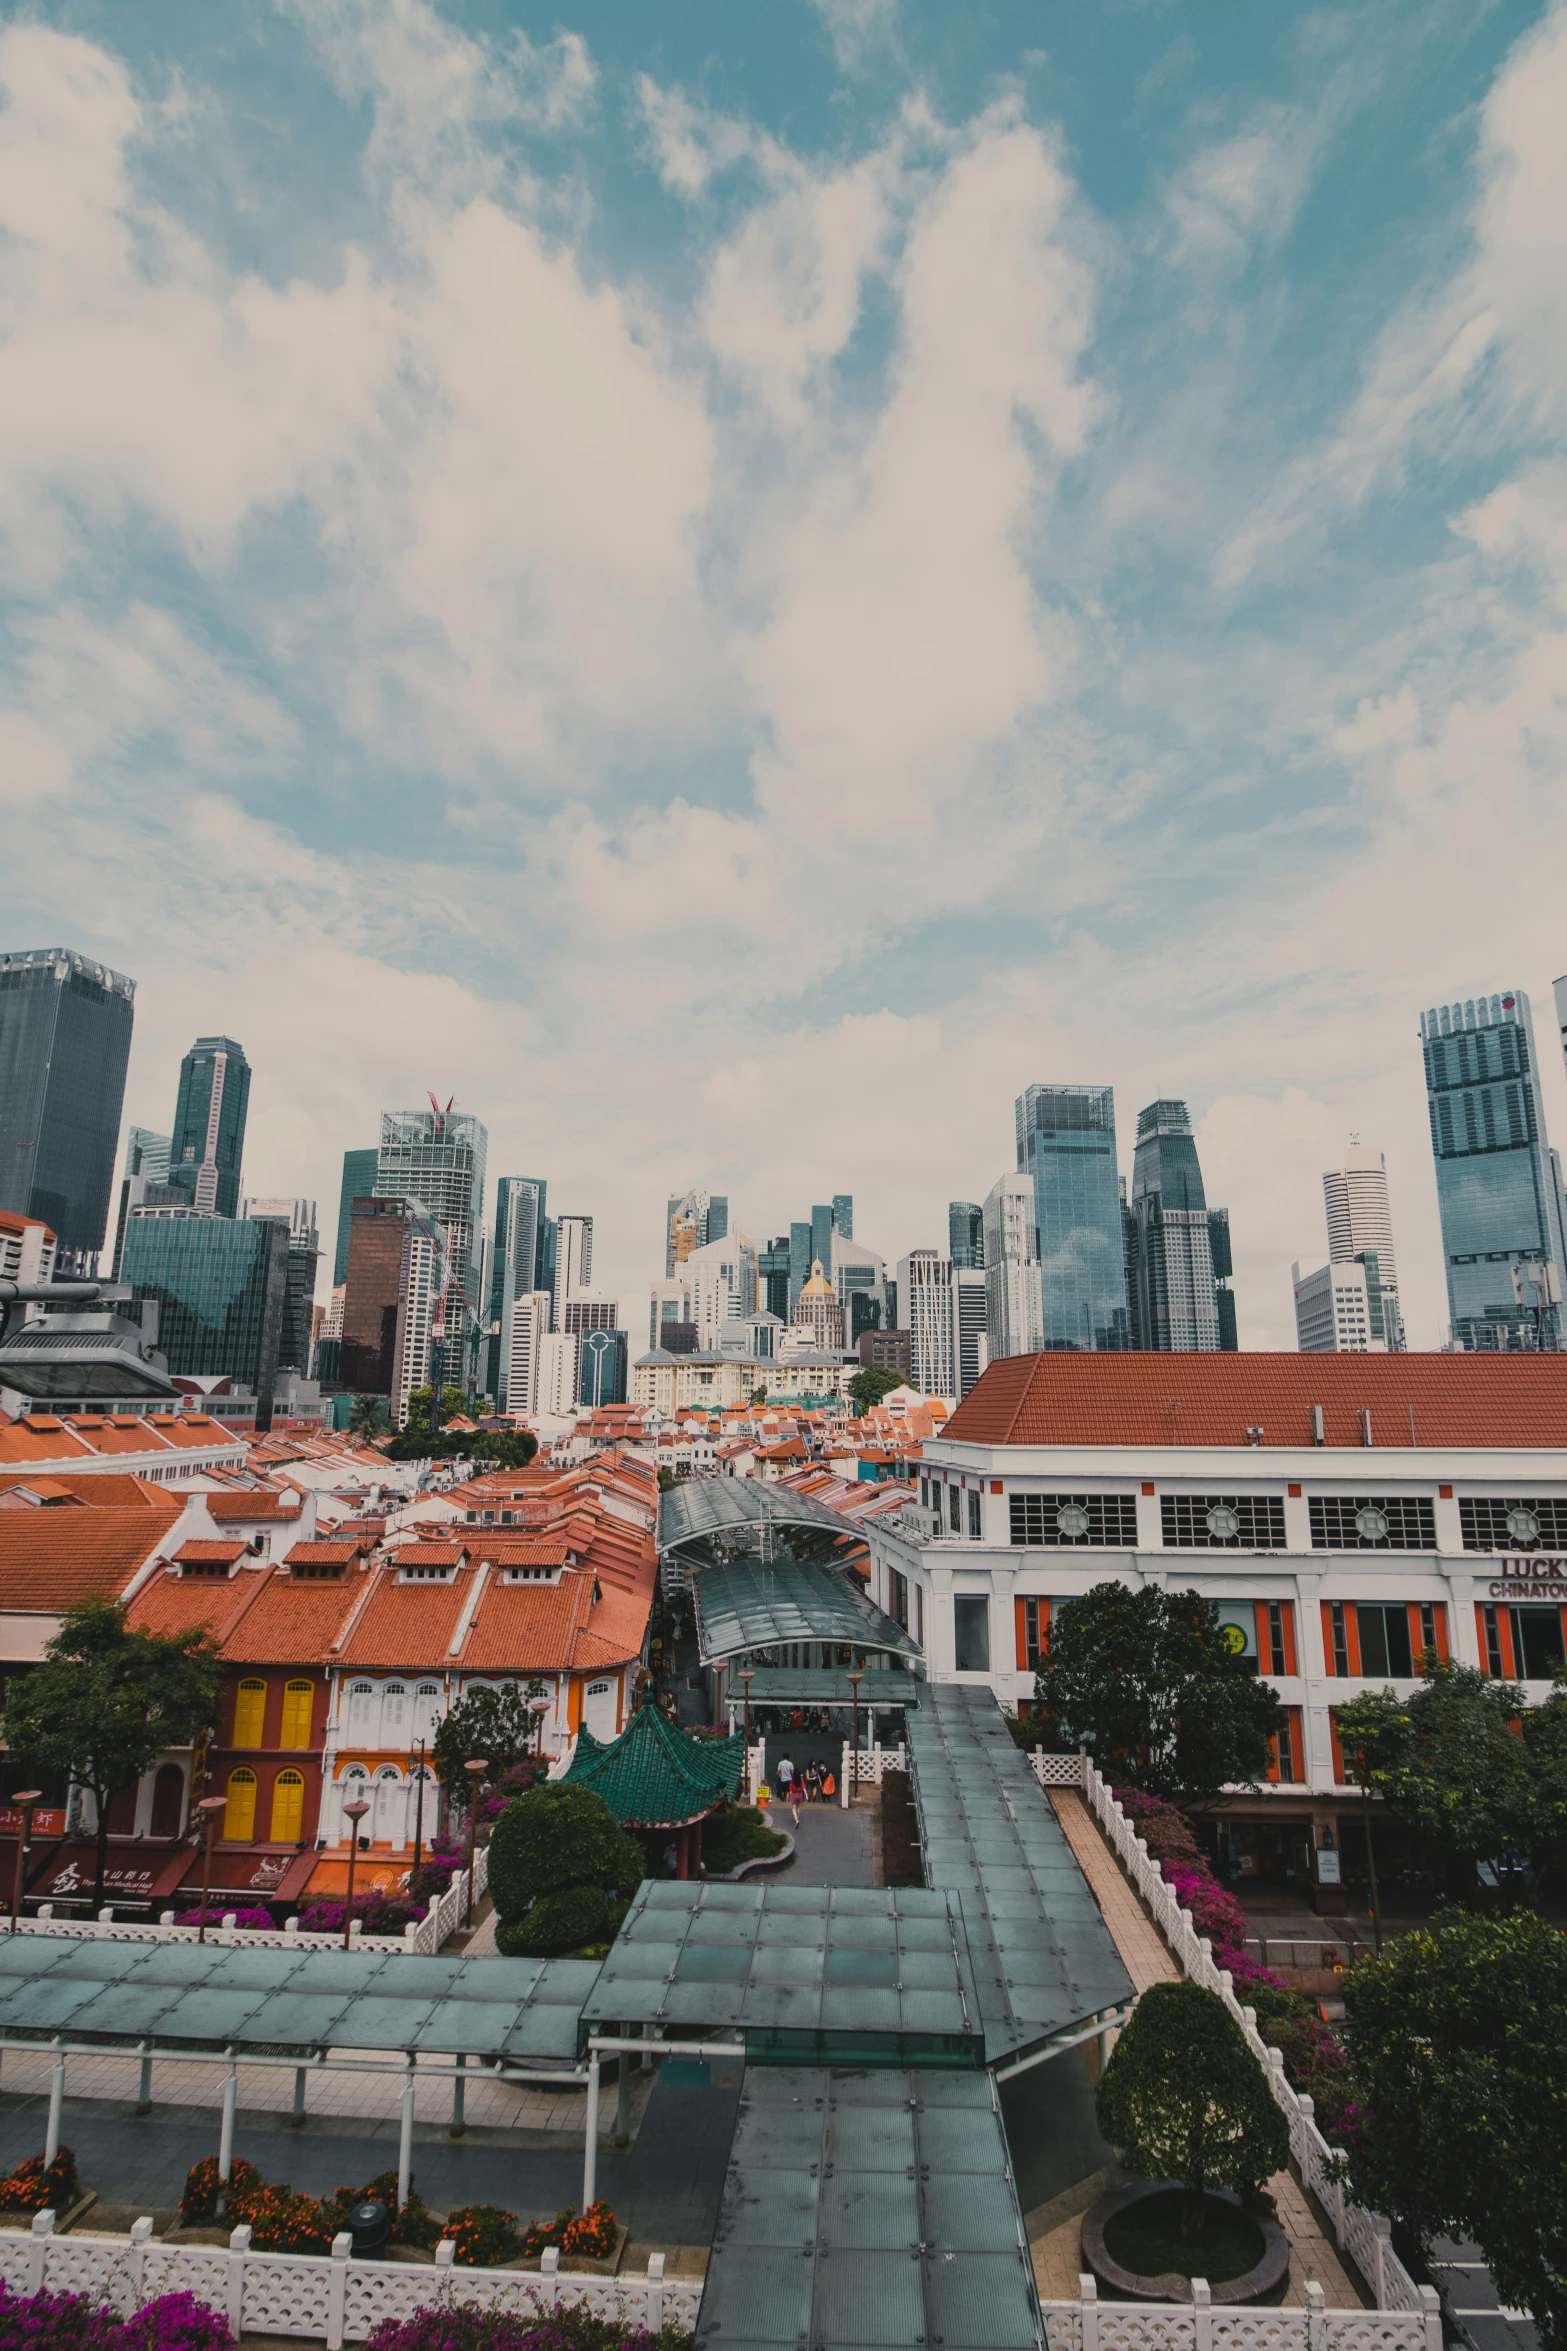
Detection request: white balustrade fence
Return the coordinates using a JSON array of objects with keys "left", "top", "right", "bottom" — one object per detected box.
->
[
  {"left": 837, "top": 1741, "right": 905, "bottom": 1801},
  {"left": 7, "top": 1848, "right": 491, "bottom": 1960},
  {"left": 0, "top": 2213, "right": 700, "bottom": 2349},
  {"left": 1041, "top": 2276, "right": 1440, "bottom": 2351},
  {"left": 1039, "top": 1750, "right": 1427, "bottom": 2322}
]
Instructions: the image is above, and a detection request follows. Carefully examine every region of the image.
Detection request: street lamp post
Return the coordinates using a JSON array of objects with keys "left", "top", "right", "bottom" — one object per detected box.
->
[
  {"left": 409, "top": 1738, "right": 428, "bottom": 1878},
  {"left": 739, "top": 1670, "right": 755, "bottom": 1803},
  {"left": 195, "top": 1796, "right": 227, "bottom": 1944},
  {"left": 847, "top": 1670, "right": 864, "bottom": 1805},
  {"left": 341, "top": 1798, "right": 371, "bottom": 1950},
  {"left": 462, "top": 1759, "right": 488, "bottom": 1928},
  {"left": 8, "top": 1793, "right": 42, "bottom": 1934},
  {"left": 530, "top": 1694, "right": 551, "bottom": 1760}
]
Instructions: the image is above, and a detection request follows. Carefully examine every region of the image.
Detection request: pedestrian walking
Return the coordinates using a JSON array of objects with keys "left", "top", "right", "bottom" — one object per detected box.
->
[
  {"left": 802, "top": 1759, "right": 823, "bottom": 1805},
  {"left": 776, "top": 1753, "right": 799, "bottom": 1825}
]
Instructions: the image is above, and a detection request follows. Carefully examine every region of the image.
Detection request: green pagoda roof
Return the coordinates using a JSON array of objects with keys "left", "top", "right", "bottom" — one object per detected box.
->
[{"left": 563, "top": 1701, "right": 746, "bottom": 1828}]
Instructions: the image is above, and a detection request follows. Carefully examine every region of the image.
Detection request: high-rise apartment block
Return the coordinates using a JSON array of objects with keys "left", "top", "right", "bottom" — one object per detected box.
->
[
  {"left": 1420, "top": 989, "right": 1566, "bottom": 1349},
  {"left": 0, "top": 947, "right": 136, "bottom": 1272},
  {"left": 1293, "top": 1256, "right": 1399, "bottom": 1353},
  {"left": 897, "top": 1250, "right": 955, "bottom": 1397},
  {"left": 1015, "top": 1084, "right": 1129, "bottom": 1351},
  {"left": 1124, "top": 1099, "right": 1237, "bottom": 1351},
  {"left": 537, "top": 1329, "right": 579, "bottom": 1416},
  {"left": 952, "top": 1266, "right": 988, "bottom": 1397},
  {"left": 504, "top": 1290, "right": 552, "bottom": 1415},
  {"left": 948, "top": 1202, "right": 983, "bottom": 1271},
  {"left": 242, "top": 1197, "right": 319, "bottom": 1373},
  {"left": 168, "top": 1036, "right": 251, "bottom": 1219},
  {"left": 552, "top": 1214, "right": 593, "bottom": 1328}
]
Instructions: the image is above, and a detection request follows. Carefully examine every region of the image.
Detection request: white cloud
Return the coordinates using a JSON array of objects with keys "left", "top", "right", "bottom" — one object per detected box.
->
[{"left": 813, "top": 0, "right": 900, "bottom": 73}]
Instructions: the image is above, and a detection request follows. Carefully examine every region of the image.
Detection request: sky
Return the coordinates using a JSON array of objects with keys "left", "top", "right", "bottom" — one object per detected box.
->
[{"left": 5, "top": 0, "right": 1567, "bottom": 1351}]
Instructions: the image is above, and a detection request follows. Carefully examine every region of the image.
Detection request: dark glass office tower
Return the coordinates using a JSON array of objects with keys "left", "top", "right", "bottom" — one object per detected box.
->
[
  {"left": 948, "top": 1202, "right": 984, "bottom": 1270},
  {"left": 168, "top": 1036, "right": 251, "bottom": 1219},
  {"left": 0, "top": 947, "right": 136, "bottom": 1272},
  {"left": 488, "top": 1175, "right": 546, "bottom": 1399},
  {"left": 1421, "top": 988, "right": 1565, "bottom": 1349},
  {"left": 1015, "top": 1083, "right": 1130, "bottom": 1350},
  {"left": 1125, "top": 1099, "right": 1236, "bottom": 1351},
  {"left": 333, "top": 1148, "right": 378, "bottom": 1286},
  {"left": 121, "top": 1212, "right": 288, "bottom": 1402},
  {"left": 759, "top": 1237, "right": 792, "bottom": 1322}
]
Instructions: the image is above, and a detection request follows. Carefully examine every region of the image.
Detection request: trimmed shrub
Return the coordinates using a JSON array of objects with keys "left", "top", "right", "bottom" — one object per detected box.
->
[
  {"left": 495, "top": 1887, "right": 629, "bottom": 1959},
  {"left": 1099, "top": 1978, "right": 1290, "bottom": 2213},
  {"left": 486, "top": 1784, "right": 643, "bottom": 1950},
  {"left": 0, "top": 2146, "right": 82, "bottom": 2214}
]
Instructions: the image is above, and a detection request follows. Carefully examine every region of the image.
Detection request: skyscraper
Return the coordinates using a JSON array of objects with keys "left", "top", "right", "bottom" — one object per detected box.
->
[
  {"left": 897, "top": 1250, "right": 955, "bottom": 1396},
  {"left": 1420, "top": 989, "right": 1565, "bottom": 1350},
  {"left": 951, "top": 1266, "right": 988, "bottom": 1396},
  {"left": 579, "top": 1325, "right": 628, "bottom": 1407},
  {"left": 758, "top": 1238, "right": 792, "bottom": 1322},
  {"left": 948, "top": 1202, "right": 984, "bottom": 1270},
  {"left": 121, "top": 1211, "right": 289, "bottom": 1408},
  {"left": 0, "top": 947, "right": 136, "bottom": 1272},
  {"left": 488, "top": 1175, "right": 547, "bottom": 1401},
  {"left": 1015, "top": 1084, "right": 1130, "bottom": 1351},
  {"left": 552, "top": 1214, "right": 593, "bottom": 1329},
  {"left": 242, "top": 1197, "right": 319, "bottom": 1373},
  {"left": 1323, "top": 1143, "right": 1399, "bottom": 1292},
  {"left": 168, "top": 1036, "right": 251, "bottom": 1219},
  {"left": 375, "top": 1107, "right": 486, "bottom": 1289},
  {"left": 110, "top": 1128, "right": 179, "bottom": 1278},
  {"left": 1125, "top": 1100, "right": 1237, "bottom": 1351},
  {"left": 665, "top": 1189, "right": 728, "bottom": 1274},
  {"left": 504, "top": 1290, "right": 552, "bottom": 1414},
  {"left": 333, "top": 1148, "right": 378, "bottom": 1286},
  {"left": 982, "top": 1171, "right": 1043, "bottom": 1360},
  {"left": 832, "top": 1195, "right": 853, "bottom": 1241}
]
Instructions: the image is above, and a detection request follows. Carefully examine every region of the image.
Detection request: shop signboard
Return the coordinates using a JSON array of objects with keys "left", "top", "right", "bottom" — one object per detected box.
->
[
  {"left": 1487, "top": 1557, "right": 1567, "bottom": 1600},
  {"left": 0, "top": 1807, "right": 66, "bottom": 1839},
  {"left": 1315, "top": 1848, "right": 1341, "bottom": 1886}
]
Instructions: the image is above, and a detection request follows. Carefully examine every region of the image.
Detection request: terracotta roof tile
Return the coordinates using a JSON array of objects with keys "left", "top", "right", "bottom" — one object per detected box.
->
[
  {"left": 939, "top": 1350, "right": 1567, "bottom": 1450},
  {"left": 218, "top": 1566, "right": 367, "bottom": 1663},
  {"left": 127, "top": 1567, "right": 266, "bottom": 1645},
  {"left": 173, "top": 1540, "right": 251, "bottom": 1566},
  {"left": 204, "top": 1492, "right": 305, "bottom": 1521},
  {"left": 0, "top": 1472, "right": 176, "bottom": 1508},
  {"left": 337, "top": 1565, "right": 479, "bottom": 1668},
  {"left": 388, "top": 1540, "right": 466, "bottom": 1567},
  {"left": 0, "top": 1507, "right": 179, "bottom": 1611}
]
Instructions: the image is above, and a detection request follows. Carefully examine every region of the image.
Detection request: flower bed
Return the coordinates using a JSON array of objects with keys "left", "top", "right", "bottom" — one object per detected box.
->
[
  {"left": 0, "top": 2147, "right": 81, "bottom": 2216},
  {"left": 179, "top": 2160, "right": 441, "bottom": 2255},
  {"left": 0, "top": 2283, "right": 234, "bottom": 2348},
  {"left": 443, "top": 2200, "right": 620, "bottom": 2267},
  {"left": 296, "top": 1888, "right": 422, "bottom": 1937},
  {"left": 1113, "top": 1788, "right": 1357, "bottom": 2144},
  {"left": 365, "top": 2300, "right": 692, "bottom": 2350}
]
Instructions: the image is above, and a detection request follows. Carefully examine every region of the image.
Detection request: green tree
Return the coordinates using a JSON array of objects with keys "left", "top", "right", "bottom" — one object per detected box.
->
[
  {"left": 433, "top": 1680, "right": 548, "bottom": 1807},
  {"left": 1330, "top": 1687, "right": 1415, "bottom": 1956},
  {"left": 848, "top": 1366, "right": 904, "bottom": 1415},
  {"left": 348, "top": 1394, "right": 389, "bottom": 1439},
  {"left": 403, "top": 1385, "right": 469, "bottom": 1438},
  {"left": 487, "top": 1783, "right": 645, "bottom": 1956},
  {"left": 1519, "top": 1680, "right": 1567, "bottom": 1896},
  {"left": 1, "top": 1599, "right": 221, "bottom": 1910},
  {"left": 1370, "top": 1663, "right": 1532, "bottom": 1895},
  {"left": 468, "top": 1429, "right": 538, "bottom": 1469},
  {"left": 1037, "top": 1581, "right": 1287, "bottom": 1806},
  {"left": 1097, "top": 1979, "right": 1289, "bottom": 2231},
  {"left": 1343, "top": 1910, "right": 1567, "bottom": 2346}
]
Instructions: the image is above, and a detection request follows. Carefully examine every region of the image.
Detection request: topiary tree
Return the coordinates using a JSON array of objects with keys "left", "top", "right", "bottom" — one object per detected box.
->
[
  {"left": 1097, "top": 1979, "right": 1289, "bottom": 2232},
  {"left": 486, "top": 1783, "right": 644, "bottom": 1958}
]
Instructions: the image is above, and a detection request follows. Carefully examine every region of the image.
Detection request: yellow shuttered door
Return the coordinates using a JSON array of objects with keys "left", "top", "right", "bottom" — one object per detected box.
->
[
  {"left": 232, "top": 1679, "right": 267, "bottom": 1747},
  {"left": 225, "top": 1768, "right": 257, "bottom": 1841},
  {"left": 280, "top": 1681, "right": 314, "bottom": 1749},
  {"left": 270, "top": 1771, "right": 305, "bottom": 1843}
]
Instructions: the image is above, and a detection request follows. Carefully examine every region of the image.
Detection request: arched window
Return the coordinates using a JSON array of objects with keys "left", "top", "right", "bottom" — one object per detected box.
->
[
  {"left": 225, "top": 1768, "right": 257, "bottom": 1841},
  {"left": 150, "top": 1763, "right": 185, "bottom": 1839},
  {"left": 383, "top": 1681, "right": 407, "bottom": 1738},
  {"left": 232, "top": 1680, "right": 267, "bottom": 1747},
  {"left": 270, "top": 1770, "right": 305, "bottom": 1844},
  {"left": 346, "top": 1681, "right": 374, "bottom": 1737},
  {"left": 280, "top": 1681, "right": 314, "bottom": 1750}
]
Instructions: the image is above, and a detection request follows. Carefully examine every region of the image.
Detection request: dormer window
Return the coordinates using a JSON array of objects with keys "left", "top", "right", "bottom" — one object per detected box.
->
[
  {"left": 500, "top": 1564, "right": 559, "bottom": 1584},
  {"left": 293, "top": 1560, "right": 345, "bottom": 1579},
  {"left": 398, "top": 1561, "right": 457, "bottom": 1583}
]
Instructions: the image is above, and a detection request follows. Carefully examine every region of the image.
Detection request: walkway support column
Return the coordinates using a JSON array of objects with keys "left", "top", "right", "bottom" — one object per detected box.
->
[
  {"left": 583, "top": 2048, "right": 601, "bottom": 2209},
  {"left": 450, "top": 2050, "right": 466, "bottom": 2138},
  {"left": 136, "top": 2044, "right": 152, "bottom": 2116},
  {"left": 614, "top": 2024, "right": 631, "bottom": 2147},
  {"left": 291, "top": 2067, "right": 307, "bottom": 2127},
  {"left": 397, "top": 2060, "right": 415, "bottom": 2210},
  {"left": 44, "top": 2040, "right": 64, "bottom": 2165},
  {"left": 218, "top": 2049, "right": 238, "bottom": 2191}
]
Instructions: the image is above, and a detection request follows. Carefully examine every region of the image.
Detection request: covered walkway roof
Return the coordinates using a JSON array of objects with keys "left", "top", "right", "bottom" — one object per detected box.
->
[
  {"left": 563, "top": 1702, "right": 746, "bottom": 1827},
  {"left": 728, "top": 1667, "right": 922, "bottom": 1709},
  {"left": 658, "top": 1478, "right": 857, "bottom": 1556},
  {"left": 696, "top": 2064, "right": 1044, "bottom": 2351},
  {"left": 690, "top": 1554, "right": 921, "bottom": 1668},
  {"left": 906, "top": 1685, "right": 1133, "bottom": 2069},
  {"left": 580, "top": 1882, "right": 984, "bottom": 2069},
  {"left": 0, "top": 1936, "right": 595, "bottom": 2070}
]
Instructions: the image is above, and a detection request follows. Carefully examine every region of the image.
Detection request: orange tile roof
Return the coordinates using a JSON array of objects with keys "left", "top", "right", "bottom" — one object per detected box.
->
[
  {"left": 939, "top": 1350, "right": 1567, "bottom": 1450},
  {"left": 204, "top": 1492, "right": 305, "bottom": 1521},
  {"left": 474, "top": 1537, "right": 572, "bottom": 1569},
  {"left": 127, "top": 1565, "right": 267, "bottom": 1646},
  {"left": 336, "top": 1564, "right": 480, "bottom": 1668},
  {"left": 0, "top": 1421, "right": 92, "bottom": 1465},
  {"left": 462, "top": 1565, "right": 650, "bottom": 1674},
  {"left": 387, "top": 1540, "right": 466, "bottom": 1567},
  {"left": 0, "top": 1471, "right": 176, "bottom": 1508},
  {"left": 217, "top": 1565, "right": 368, "bottom": 1663},
  {"left": 285, "top": 1538, "right": 370, "bottom": 1568},
  {"left": 174, "top": 1540, "right": 251, "bottom": 1567},
  {"left": 0, "top": 1506, "right": 180, "bottom": 1611}
]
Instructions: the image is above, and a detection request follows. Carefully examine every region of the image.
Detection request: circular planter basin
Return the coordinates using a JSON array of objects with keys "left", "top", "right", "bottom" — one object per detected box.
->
[{"left": 1081, "top": 2181, "right": 1290, "bottom": 2306}]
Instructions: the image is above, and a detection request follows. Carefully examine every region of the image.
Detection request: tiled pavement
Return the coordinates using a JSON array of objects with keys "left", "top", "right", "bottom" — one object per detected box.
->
[{"left": 1040, "top": 1790, "right": 1366, "bottom": 2312}]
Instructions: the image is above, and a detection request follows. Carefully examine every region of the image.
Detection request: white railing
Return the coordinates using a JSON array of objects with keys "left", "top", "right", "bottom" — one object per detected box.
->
[
  {"left": 12, "top": 1849, "right": 491, "bottom": 1960},
  {"left": 1028, "top": 1750, "right": 1087, "bottom": 1787},
  {"left": 0, "top": 2214, "right": 700, "bottom": 2349},
  {"left": 1075, "top": 1760, "right": 1426, "bottom": 2319},
  {"left": 838, "top": 1741, "right": 905, "bottom": 1801},
  {"left": 1040, "top": 2275, "right": 1440, "bottom": 2351}
]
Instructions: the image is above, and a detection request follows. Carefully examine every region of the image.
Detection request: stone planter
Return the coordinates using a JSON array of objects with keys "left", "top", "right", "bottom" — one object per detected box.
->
[{"left": 1080, "top": 2181, "right": 1290, "bottom": 2306}]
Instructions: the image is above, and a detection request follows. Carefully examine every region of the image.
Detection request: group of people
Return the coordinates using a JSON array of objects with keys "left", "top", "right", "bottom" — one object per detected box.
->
[{"left": 771, "top": 1753, "right": 835, "bottom": 1824}]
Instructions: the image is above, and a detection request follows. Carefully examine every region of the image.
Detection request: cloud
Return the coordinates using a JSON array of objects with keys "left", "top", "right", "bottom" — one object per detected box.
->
[{"left": 812, "top": 0, "right": 900, "bottom": 72}]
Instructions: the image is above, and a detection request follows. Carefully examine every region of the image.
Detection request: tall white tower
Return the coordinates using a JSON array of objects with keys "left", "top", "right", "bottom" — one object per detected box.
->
[{"left": 1323, "top": 1141, "right": 1398, "bottom": 1292}]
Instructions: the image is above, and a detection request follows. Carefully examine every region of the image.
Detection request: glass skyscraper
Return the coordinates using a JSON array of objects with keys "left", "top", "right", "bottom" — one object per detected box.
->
[
  {"left": 1015, "top": 1083, "right": 1130, "bottom": 1350},
  {"left": 1125, "top": 1099, "right": 1237, "bottom": 1351},
  {"left": 121, "top": 1211, "right": 289, "bottom": 1400},
  {"left": 168, "top": 1036, "right": 251, "bottom": 1219},
  {"left": 488, "top": 1175, "right": 547, "bottom": 1400},
  {"left": 948, "top": 1201, "right": 983, "bottom": 1270},
  {"left": 1421, "top": 988, "right": 1566, "bottom": 1349},
  {"left": 333, "top": 1148, "right": 379, "bottom": 1286},
  {"left": 375, "top": 1107, "right": 487, "bottom": 1290},
  {"left": 0, "top": 947, "right": 136, "bottom": 1271},
  {"left": 242, "top": 1197, "right": 320, "bottom": 1373}
]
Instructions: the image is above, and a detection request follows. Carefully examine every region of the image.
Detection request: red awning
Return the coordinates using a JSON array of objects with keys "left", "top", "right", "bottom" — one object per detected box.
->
[
  {"left": 303, "top": 1855, "right": 411, "bottom": 1898},
  {"left": 33, "top": 1842, "right": 196, "bottom": 1907},
  {"left": 172, "top": 1848, "right": 320, "bottom": 1905}
]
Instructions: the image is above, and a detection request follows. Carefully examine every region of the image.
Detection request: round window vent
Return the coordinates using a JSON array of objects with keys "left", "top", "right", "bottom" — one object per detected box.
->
[
  {"left": 1354, "top": 1505, "right": 1390, "bottom": 1542},
  {"left": 1055, "top": 1502, "right": 1091, "bottom": 1539},
  {"left": 1205, "top": 1503, "right": 1241, "bottom": 1541},
  {"left": 1505, "top": 1505, "right": 1541, "bottom": 1544}
]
